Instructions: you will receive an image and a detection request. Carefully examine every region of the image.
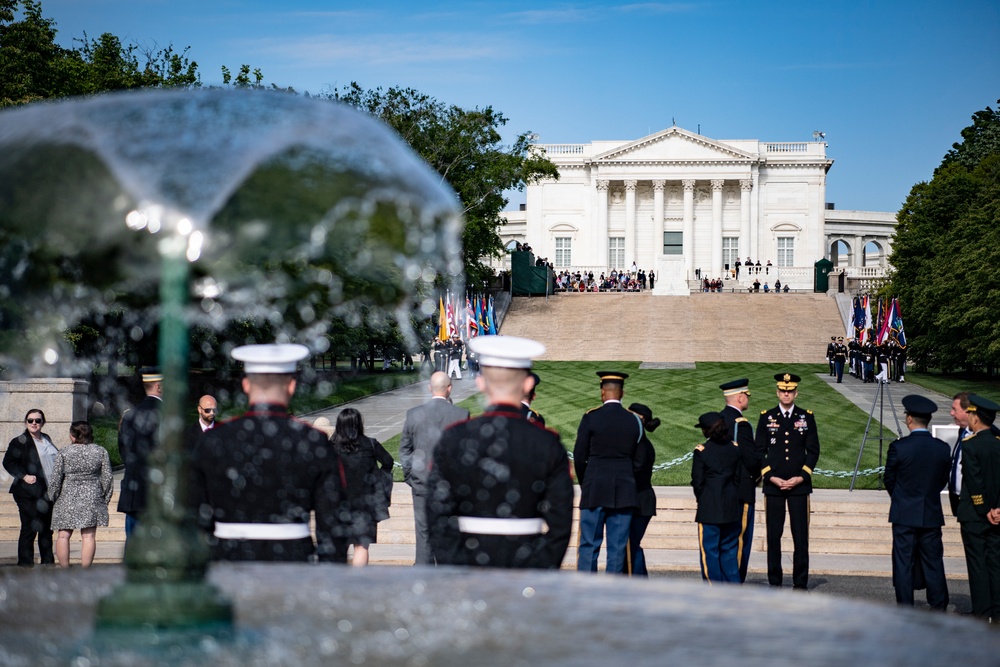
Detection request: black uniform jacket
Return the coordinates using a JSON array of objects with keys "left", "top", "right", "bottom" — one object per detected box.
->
[
  {"left": 520, "top": 402, "right": 546, "bottom": 426},
  {"left": 634, "top": 433, "right": 657, "bottom": 518},
  {"left": 721, "top": 405, "right": 761, "bottom": 505},
  {"left": 884, "top": 429, "right": 950, "bottom": 528},
  {"left": 117, "top": 395, "right": 162, "bottom": 514},
  {"left": 574, "top": 401, "right": 645, "bottom": 509},
  {"left": 691, "top": 438, "right": 742, "bottom": 524},
  {"left": 956, "top": 428, "right": 1000, "bottom": 525},
  {"left": 189, "top": 403, "right": 351, "bottom": 563},
  {"left": 427, "top": 403, "right": 574, "bottom": 569},
  {"left": 3, "top": 430, "right": 53, "bottom": 501},
  {"left": 755, "top": 406, "right": 820, "bottom": 497}
]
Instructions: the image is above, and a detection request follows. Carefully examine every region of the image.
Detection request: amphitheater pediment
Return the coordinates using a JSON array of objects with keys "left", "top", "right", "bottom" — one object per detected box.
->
[{"left": 594, "top": 127, "right": 756, "bottom": 164}]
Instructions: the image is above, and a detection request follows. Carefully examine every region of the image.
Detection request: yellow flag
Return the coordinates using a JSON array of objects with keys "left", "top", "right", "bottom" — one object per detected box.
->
[{"left": 438, "top": 297, "right": 448, "bottom": 341}]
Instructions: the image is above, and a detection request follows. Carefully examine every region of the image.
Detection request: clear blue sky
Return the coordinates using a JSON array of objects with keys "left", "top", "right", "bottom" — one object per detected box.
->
[{"left": 32, "top": 0, "right": 1000, "bottom": 213}]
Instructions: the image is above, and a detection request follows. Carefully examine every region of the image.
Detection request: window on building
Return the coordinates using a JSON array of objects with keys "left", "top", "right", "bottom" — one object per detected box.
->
[
  {"left": 663, "top": 231, "right": 683, "bottom": 256},
  {"left": 722, "top": 237, "right": 739, "bottom": 268},
  {"left": 555, "top": 237, "right": 572, "bottom": 268},
  {"left": 608, "top": 237, "right": 625, "bottom": 269},
  {"left": 777, "top": 237, "right": 795, "bottom": 266}
]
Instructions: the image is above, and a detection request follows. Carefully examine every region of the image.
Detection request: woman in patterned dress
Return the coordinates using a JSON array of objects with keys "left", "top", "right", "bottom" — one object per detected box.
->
[{"left": 47, "top": 421, "right": 113, "bottom": 568}]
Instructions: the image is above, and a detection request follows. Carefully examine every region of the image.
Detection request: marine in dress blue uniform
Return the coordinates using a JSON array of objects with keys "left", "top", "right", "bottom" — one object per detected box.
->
[
  {"left": 883, "top": 394, "right": 951, "bottom": 609},
  {"left": 956, "top": 394, "right": 1000, "bottom": 621},
  {"left": 719, "top": 378, "right": 761, "bottom": 583},
  {"left": 691, "top": 412, "right": 743, "bottom": 583},
  {"left": 755, "top": 373, "right": 820, "bottom": 589},
  {"left": 427, "top": 336, "right": 573, "bottom": 569},
  {"left": 574, "top": 371, "right": 646, "bottom": 573},
  {"left": 189, "top": 344, "right": 351, "bottom": 563}
]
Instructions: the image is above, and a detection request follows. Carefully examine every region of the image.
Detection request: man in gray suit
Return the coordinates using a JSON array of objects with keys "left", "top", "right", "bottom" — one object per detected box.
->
[{"left": 400, "top": 371, "right": 469, "bottom": 564}]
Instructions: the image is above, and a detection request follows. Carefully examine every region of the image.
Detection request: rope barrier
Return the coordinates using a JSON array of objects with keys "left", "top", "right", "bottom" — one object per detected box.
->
[{"left": 565, "top": 450, "right": 883, "bottom": 478}]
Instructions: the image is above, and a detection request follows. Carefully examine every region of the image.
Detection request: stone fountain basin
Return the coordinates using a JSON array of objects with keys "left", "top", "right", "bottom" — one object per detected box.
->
[{"left": 0, "top": 564, "right": 996, "bottom": 666}]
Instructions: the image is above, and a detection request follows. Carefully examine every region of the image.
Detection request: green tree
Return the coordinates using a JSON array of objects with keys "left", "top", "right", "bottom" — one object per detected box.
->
[
  {"left": 886, "top": 100, "right": 1000, "bottom": 374},
  {"left": 328, "top": 83, "right": 558, "bottom": 287}
]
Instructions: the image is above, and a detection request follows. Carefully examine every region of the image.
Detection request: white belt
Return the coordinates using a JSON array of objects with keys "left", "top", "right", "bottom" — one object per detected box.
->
[
  {"left": 457, "top": 517, "right": 544, "bottom": 535},
  {"left": 214, "top": 522, "right": 311, "bottom": 540}
]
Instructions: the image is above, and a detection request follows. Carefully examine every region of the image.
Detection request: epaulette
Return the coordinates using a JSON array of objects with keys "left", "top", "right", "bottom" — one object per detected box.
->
[
  {"left": 963, "top": 433, "right": 975, "bottom": 441},
  {"left": 806, "top": 410, "right": 813, "bottom": 415},
  {"left": 735, "top": 417, "right": 748, "bottom": 423},
  {"left": 694, "top": 444, "right": 705, "bottom": 452},
  {"left": 761, "top": 410, "right": 768, "bottom": 415},
  {"left": 585, "top": 405, "right": 602, "bottom": 414}
]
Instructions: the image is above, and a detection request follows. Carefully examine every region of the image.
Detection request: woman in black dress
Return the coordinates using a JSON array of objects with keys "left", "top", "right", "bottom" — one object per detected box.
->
[
  {"left": 627, "top": 403, "right": 659, "bottom": 576},
  {"left": 330, "top": 408, "right": 394, "bottom": 566},
  {"left": 691, "top": 412, "right": 743, "bottom": 583}
]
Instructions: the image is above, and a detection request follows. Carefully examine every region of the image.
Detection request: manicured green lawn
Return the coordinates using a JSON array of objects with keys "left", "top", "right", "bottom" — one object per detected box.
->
[
  {"left": 439, "top": 361, "right": 897, "bottom": 490},
  {"left": 903, "top": 371, "right": 1000, "bottom": 405}
]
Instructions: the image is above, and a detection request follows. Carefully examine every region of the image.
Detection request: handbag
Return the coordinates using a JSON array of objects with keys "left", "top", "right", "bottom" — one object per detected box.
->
[{"left": 370, "top": 438, "right": 393, "bottom": 522}]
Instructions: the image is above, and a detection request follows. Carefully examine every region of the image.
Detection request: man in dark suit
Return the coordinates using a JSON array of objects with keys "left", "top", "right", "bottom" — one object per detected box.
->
[
  {"left": 755, "top": 373, "right": 820, "bottom": 589},
  {"left": 399, "top": 371, "right": 470, "bottom": 565},
  {"left": 883, "top": 395, "right": 952, "bottom": 609},
  {"left": 117, "top": 368, "right": 163, "bottom": 539},
  {"left": 189, "top": 344, "right": 351, "bottom": 563},
  {"left": 575, "top": 371, "right": 646, "bottom": 573},
  {"left": 520, "top": 372, "right": 545, "bottom": 426},
  {"left": 948, "top": 392, "right": 971, "bottom": 516},
  {"left": 719, "top": 378, "right": 761, "bottom": 583},
  {"left": 956, "top": 394, "right": 1000, "bottom": 621},
  {"left": 427, "top": 336, "right": 573, "bottom": 569}
]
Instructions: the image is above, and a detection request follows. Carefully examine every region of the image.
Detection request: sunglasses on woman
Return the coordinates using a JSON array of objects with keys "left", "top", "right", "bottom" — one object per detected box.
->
[{"left": 26, "top": 418, "right": 43, "bottom": 424}]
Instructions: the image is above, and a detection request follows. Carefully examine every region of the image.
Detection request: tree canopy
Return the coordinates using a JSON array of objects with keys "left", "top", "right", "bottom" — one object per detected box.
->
[
  {"left": 0, "top": 0, "right": 199, "bottom": 107},
  {"left": 885, "top": 99, "right": 1000, "bottom": 373},
  {"left": 328, "top": 83, "right": 558, "bottom": 288}
]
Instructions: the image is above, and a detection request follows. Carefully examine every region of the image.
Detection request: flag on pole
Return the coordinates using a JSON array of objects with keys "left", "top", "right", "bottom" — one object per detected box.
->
[
  {"left": 877, "top": 298, "right": 893, "bottom": 344},
  {"left": 891, "top": 298, "right": 907, "bottom": 348},
  {"left": 446, "top": 295, "right": 458, "bottom": 339},
  {"left": 861, "top": 295, "right": 872, "bottom": 345},
  {"left": 438, "top": 296, "right": 448, "bottom": 341},
  {"left": 487, "top": 296, "right": 497, "bottom": 335},
  {"left": 466, "top": 296, "right": 478, "bottom": 338}
]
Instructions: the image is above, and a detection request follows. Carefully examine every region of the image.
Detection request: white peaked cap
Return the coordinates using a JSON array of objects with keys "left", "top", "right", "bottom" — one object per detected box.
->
[
  {"left": 232, "top": 343, "right": 310, "bottom": 374},
  {"left": 467, "top": 336, "right": 545, "bottom": 369}
]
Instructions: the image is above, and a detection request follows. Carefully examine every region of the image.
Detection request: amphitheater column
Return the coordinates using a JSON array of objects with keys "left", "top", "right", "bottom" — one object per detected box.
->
[
  {"left": 682, "top": 179, "right": 695, "bottom": 278},
  {"left": 596, "top": 179, "right": 609, "bottom": 268},
  {"left": 853, "top": 235, "right": 864, "bottom": 267},
  {"left": 624, "top": 179, "right": 637, "bottom": 269},
  {"left": 652, "top": 180, "right": 665, "bottom": 269},
  {"left": 740, "top": 179, "right": 752, "bottom": 265},
  {"left": 711, "top": 179, "right": 724, "bottom": 278}
]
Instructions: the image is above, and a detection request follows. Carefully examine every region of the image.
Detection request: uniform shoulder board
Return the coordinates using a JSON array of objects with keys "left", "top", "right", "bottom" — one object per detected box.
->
[
  {"left": 760, "top": 410, "right": 768, "bottom": 415},
  {"left": 694, "top": 444, "right": 705, "bottom": 452},
  {"left": 963, "top": 433, "right": 975, "bottom": 441},
  {"left": 585, "top": 405, "right": 602, "bottom": 414},
  {"left": 735, "top": 417, "right": 748, "bottom": 423},
  {"left": 806, "top": 410, "right": 813, "bottom": 415}
]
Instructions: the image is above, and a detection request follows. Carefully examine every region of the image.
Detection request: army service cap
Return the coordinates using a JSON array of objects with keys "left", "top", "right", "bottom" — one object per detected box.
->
[
  {"left": 232, "top": 343, "right": 310, "bottom": 374},
  {"left": 140, "top": 367, "right": 163, "bottom": 383},
  {"left": 967, "top": 394, "right": 1000, "bottom": 420},
  {"left": 901, "top": 395, "right": 937, "bottom": 418},
  {"left": 774, "top": 373, "right": 801, "bottom": 391},
  {"left": 468, "top": 335, "right": 545, "bottom": 369},
  {"left": 597, "top": 371, "right": 629, "bottom": 386},
  {"left": 720, "top": 378, "right": 750, "bottom": 396}
]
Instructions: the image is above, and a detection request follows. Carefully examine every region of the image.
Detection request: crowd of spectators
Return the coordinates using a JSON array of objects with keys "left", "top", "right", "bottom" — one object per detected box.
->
[{"left": 554, "top": 268, "right": 654, "bottom": 293}]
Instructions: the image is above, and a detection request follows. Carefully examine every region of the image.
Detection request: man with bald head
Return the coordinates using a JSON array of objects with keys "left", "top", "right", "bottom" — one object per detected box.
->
[
  {"left": 427, "top": 337, "right": 573, "bottom": 569},
  {"left": 400, "top": 371, "right": 469, "bottom": 565}
]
